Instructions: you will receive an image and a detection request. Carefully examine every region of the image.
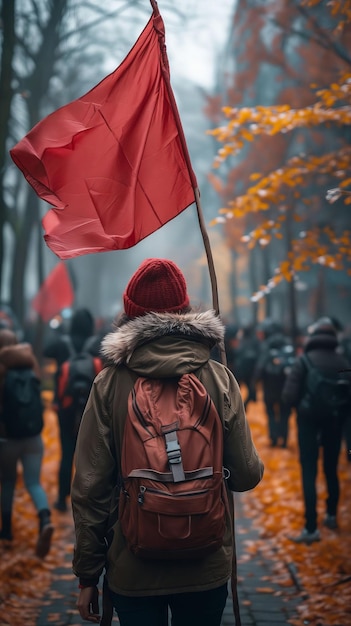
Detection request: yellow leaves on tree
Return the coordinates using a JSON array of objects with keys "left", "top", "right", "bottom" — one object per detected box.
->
[
  {"left": 208, "top": 68, "right": 351, "bottom": 294},
  {"left": 303, "top": 0, "right": 351, "bottom": 33},
  {"left": 210, "top": 81, "right": 351, "bottom": 162}
]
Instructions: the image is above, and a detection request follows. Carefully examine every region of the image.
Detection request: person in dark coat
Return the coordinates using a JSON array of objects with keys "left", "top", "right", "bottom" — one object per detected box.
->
[
  {"left": 43, "top": 308, "right": 102, "bottom": 511},
  {"left": 0, "top": 329, "right": 53, "bottom": 557},
  {"left": 282, "top": 317, "right": 351, "bottom": 544},
  {"left": 253, "top": 321, "right": 294, "bottom": 447}
]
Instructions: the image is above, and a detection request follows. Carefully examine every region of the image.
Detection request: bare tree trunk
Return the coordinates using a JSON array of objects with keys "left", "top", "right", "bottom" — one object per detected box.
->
[
  {"left": 10, "top": 191, "right": 40, "bottom": 322},
  {"left": 261, "top": 246, "right": 272, "bottom": 318},
  {"left": 248, "top": 247, "right": 259, "bottom": 325},
  {"left": 314, "top": 267, "right": 326, "bottom": 318},
  {"left": 32, "top": 212, "right": 46, "bottom": 362},
  {"left": 286, "top": 208, "right": 298, "bottom": 344},
  {"left": 0, "top": 0, "right": 15, "bottom": 297},
  {"left": 8, "top": 0, "right": 69, "bottom": 326}
]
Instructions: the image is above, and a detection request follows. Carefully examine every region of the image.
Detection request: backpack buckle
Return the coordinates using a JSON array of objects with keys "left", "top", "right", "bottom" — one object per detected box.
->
[
  {"left": 166, "top": 439, "right": 181, "bottom": 464},
  {"left": 164, "top": 430, "right": 185, "bottom": 483}
]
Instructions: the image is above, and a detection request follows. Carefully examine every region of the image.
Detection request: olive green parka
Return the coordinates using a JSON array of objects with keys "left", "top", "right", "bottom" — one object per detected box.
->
[{"left": 71, "top": 310, "right": 264, "bottom": 596}]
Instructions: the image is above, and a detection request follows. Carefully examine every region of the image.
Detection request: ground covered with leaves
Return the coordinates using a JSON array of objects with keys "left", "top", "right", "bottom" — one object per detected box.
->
[
  {"left": 0, "top": 389, "right": 350, "bottom": 625},
  {"left": 242, "top": 393, "right": 351, "bottom": 626}
]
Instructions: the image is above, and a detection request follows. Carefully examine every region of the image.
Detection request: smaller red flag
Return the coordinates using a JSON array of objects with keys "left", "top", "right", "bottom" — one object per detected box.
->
[{"left": 32, "top": 262, "right": 74, "bottom": 322}]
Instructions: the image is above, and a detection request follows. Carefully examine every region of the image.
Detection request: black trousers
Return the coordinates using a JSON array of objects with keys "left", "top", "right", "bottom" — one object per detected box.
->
[
  {"left": 265, "top": 400, "right": 291, "bottom": 446},
  {"left": 110, "top": 583, "right": 228, "bottom": 626},
  {"left": 57, "top": 407, "right": 77, "bottom": 502},
  {"left": 297, "top": 414, "right": 343, "bottom": 532}
]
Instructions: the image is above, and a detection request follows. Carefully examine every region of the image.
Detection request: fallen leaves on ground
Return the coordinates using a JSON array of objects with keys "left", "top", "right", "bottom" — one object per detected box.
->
[
  {"left": 242, "top": 387, "right": 351, "bottom": 626},
  {"left": 0, "top": 387, "right": 350, "bottom": 626}
]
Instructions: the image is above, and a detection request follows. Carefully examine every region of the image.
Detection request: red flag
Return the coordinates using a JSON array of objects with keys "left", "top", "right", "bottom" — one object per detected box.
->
[
  {"left": 10, "top": 1, "right": 197, "bottom": 259},
  {"left": 32, "top": 262, "right": 74, "bottom": 322}
]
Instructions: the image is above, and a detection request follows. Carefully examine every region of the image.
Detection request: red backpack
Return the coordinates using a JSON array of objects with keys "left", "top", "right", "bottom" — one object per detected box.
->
[{"left": 118, "top": 373, "right": 229, "bottom": 560}]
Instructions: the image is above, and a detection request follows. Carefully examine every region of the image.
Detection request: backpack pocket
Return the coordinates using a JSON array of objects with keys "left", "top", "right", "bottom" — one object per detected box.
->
[{"left": 120, "top": 475, "right": 226, "bottom": 560}]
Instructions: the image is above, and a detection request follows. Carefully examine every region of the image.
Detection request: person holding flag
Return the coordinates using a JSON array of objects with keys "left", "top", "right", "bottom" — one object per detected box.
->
[{"left": 71, "top": 258, "right": 263, "bottom": 626}]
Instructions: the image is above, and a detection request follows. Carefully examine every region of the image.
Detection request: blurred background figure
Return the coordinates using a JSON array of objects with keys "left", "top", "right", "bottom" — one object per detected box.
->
[
  {"left": 223, "top": 322, "right": 239, "bottom": 373},
  {"left": 253, "top": 320, "right": 295, "bottom": 448},
  {"left": 282, "top": 317, "right": 351, "bottom": 544},
  {"left": 335, "top": 320, "right": 351, "bottom": 463},
  {"left": 234, "top": 325, "right": 260, "bottom": 409},
  {"left": 0, "top": 329, "right": 53, "bottom": 558},
  {"left": 43, "top": 308, "right": 103, "bottom": 512}
]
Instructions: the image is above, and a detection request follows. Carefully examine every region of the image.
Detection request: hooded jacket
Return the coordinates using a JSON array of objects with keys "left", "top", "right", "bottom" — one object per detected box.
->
[
  {"left": 71, "top": 310, "right": 264, "bottom": 596},
  {"left": 282, "top": 330, "right": 351, "bottom": 413}
]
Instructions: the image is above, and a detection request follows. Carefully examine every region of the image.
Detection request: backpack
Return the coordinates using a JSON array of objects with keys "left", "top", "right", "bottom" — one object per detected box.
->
[
  {"left": 0, "top": 369, "right": 44, "bottom": 439},
  {"left": 57, "top": 341, "right": 102, "bottom": 421},
  {"left": 118, "top": 373, "right": 228, "bottom": 561},
  {"left": 264, "top": 344, "right": 295, "bottom": 377},
  {"left": 298, "top": 355, "right": 351, "bottom": 420}
]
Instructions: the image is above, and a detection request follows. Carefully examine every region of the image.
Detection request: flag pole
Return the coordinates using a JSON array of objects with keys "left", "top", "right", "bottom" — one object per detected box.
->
[
  {"left": 193, "top": 188, "right": 220, "bottom": 317},
  {"left": 151, "top": 0, "right": 226, "bottom": 365}
]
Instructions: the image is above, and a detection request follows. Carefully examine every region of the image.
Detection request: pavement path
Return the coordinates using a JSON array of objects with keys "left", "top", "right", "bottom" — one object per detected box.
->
[{"left": 36, "top": 493, "right": 301, "bottom": 626}]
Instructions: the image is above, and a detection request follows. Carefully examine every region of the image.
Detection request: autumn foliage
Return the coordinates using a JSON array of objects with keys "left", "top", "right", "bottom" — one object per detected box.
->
[{"left": 207, "top": 0, "right": 351, "bottom": 302}]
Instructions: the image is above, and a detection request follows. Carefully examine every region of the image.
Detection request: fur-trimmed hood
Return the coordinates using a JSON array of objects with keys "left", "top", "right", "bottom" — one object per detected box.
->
[{"left": 101, "top": 310, "right": 224, "bottom": 375}]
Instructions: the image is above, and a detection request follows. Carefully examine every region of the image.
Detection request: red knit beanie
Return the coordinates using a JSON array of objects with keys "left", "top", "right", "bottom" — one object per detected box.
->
[{"left": 123, "top": 258, "right": 190, "bottom": 318}]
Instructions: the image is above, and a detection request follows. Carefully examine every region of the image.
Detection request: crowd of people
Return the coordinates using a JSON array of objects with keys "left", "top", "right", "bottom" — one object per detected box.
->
[
  {"left": 225, "top": 315, "right": 351, "bottom": 544},
  {"left": 0, "top": 270, "right": 350, "bottom": 624}
]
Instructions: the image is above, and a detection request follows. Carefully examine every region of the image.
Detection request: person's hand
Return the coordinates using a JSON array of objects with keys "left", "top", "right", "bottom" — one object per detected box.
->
[{"left": 77, "top": 586, "right": 100, "bottom": 623}]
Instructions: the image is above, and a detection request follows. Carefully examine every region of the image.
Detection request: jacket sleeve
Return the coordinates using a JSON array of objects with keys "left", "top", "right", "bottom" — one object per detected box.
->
[
  {"left": 71, "top": 371, "right": 118, "bottom": 586},
  {"left": 200, "top": 361, "right": 264, "bottom": 493},
  {"left": 222, "top": 369, "right": 264, "bottom": 492}
]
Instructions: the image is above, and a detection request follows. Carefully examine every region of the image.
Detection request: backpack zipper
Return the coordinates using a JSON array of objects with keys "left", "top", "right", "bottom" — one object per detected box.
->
[{"left": 137, "top": 485, "right": 208, "bottom": 505}]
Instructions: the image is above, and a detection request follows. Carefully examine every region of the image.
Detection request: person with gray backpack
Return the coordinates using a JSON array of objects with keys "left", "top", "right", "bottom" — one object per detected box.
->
[
  {"left": 71, "top": 258, "right": 264, "bottom": 626},
  {"left": 44, "top": 309, "right": 103, "bottom": 512},
  {"left": 282, "top": 317, "right": 351, "bottom": 544},
  {"left": 0, "top": 329, "right": 53, "bottom": 558}
]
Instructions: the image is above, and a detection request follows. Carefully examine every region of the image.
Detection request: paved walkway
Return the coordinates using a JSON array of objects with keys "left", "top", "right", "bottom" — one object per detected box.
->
[
  {"left": 37, "top": 494, "right": 301, "bottom": 625},
  {"left": 224, "top": 495, "right": 300, "bottom": 626}
]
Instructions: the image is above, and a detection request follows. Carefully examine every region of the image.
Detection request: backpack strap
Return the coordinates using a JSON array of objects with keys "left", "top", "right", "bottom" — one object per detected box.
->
[{"left": 161, "top": 422, "right": 186, "bottom": 483}]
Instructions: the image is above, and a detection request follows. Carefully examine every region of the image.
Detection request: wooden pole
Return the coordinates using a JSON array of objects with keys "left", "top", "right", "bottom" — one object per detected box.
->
[
  {"left": 194, "top": 188, "right": 227, "bottom": 366},
  {"left": 151, "top": 1, "right": 227, "bottom": 365}
]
